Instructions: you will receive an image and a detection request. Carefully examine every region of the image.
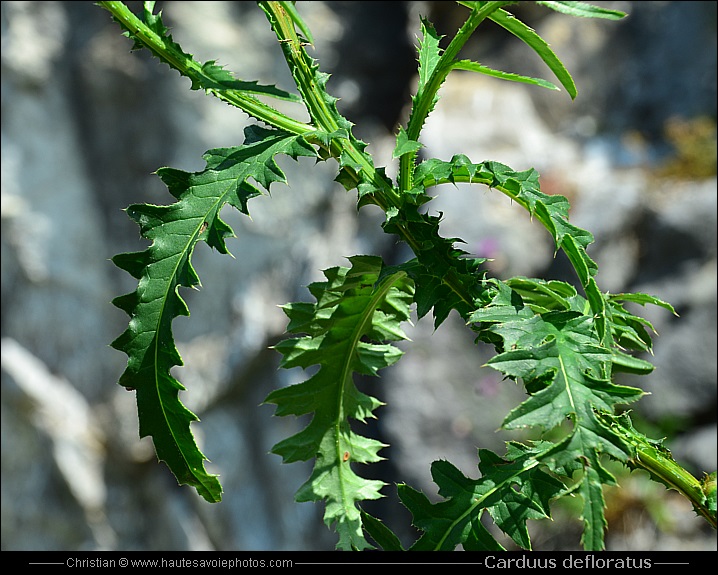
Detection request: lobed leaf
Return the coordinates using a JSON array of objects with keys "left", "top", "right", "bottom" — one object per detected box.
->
[
  {"left": 412, "top": 156, "right": 615, "bottom": 343},
  {"left": 112, "top": 125, "right": 316, "bottom": 502},
  {"left": 468, "top": 283, "right": 658, "bottom": 548},
  {"left": 360, "top": 510, "right": 405, "bottom": 551},
  {"left": 264, "top": 256, "right": 414, "bottom": 550},
  {"left": 405, "top": 17, "right": 446, "bottom": 141},
  {"left": 393, "top": 126, "right": 423, "bottom": 159},
  {"left": 397, "top": 444, "right": 565, "bottom": 551}
]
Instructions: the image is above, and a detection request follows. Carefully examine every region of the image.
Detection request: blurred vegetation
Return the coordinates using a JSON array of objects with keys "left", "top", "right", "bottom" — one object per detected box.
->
[{"left": 659, "top": 115, "right": 717, "bottom": 179}]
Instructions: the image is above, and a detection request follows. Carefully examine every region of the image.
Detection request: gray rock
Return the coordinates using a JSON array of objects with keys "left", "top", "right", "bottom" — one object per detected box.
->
[{"left": 1, "top": 0, "right": 714, "bottom": 552}]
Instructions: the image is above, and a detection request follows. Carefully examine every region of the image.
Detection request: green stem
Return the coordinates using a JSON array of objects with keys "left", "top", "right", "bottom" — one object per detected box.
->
[
  {"left": 596, "top": 411, "right": 717, "bottom": 529},
  {"left": 97, "top": 1, "right": 313, "bottom": 135},
  {"left": 633, "top": 444, "right": 717, "bottom": 529},
  {"left": 258, "top": 2, "right": 404, "bottom": 205},
  {"left": 260, "top": 1, "right": 486, "bottom": 314},
  {"left": 399, "top": 1, "right": 514, "bottom": 193},
  {"left": 101, "top": 0, "right": 484, "bottom": 316}
]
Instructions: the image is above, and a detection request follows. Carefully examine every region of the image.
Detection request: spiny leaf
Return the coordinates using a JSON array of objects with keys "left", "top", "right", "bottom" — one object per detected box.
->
[
  {"left": 469, "top": 286, "right": 651, "bottom": 549},
  {"left": 264, "top": 256, "right": 414, "bottom": 550},
  {"left": 406, "top": 17, "right": 445, "bottom": 138},
  {"left": 398, "top": 445, "right": 565, "bottom": 551},
  {"left": 393, "top": 126, "right": 423, "bottom": 159},
  {"left": 121, "top": 1, "right": 300, "bottom": 100},
  {"left": 483, "top": 312, "right": 644, "bottom": 431},
  {"left": 414, "top": 157, "right": 594, "bottom": 258},
  {"left": 607, "top": 292, "right": 677, "bottom": 315},
  {"left": 98, "top": 0, "right": 303, "bottom": 137},
  {"left": 452, "top": 59, "right": 560, "bottom": 92},
  {"left": 412, "top": 156, "right": 612, "bottom": 341},
  {"left": 417, "top": 17, "right": 444, "bottom": 91},
  {"left": 488, "top": 7, "right": 577, "bottom": 99},
  {"left": 360, "top": 510, "right": 405, "bottom": 551},
  {"left": 501, "top": 277, "right": 662, "bottom": 374},
  {"left": 455, "top": 1, "right": 620, "bottom": 99},
  {"left": 536, "top": 1, "right": 627, "bottom": 20},
  {"left": 111, "top": 125, "right": 316, "bottom": 502},
  {"left": 381, "top": 214, "right": 491, "bottom": 327}
]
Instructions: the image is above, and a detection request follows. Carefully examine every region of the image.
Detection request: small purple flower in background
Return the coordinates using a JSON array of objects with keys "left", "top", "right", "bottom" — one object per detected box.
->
[
  {"left": 475, "top": 373, "right": 501, "bottom": 398},
  {"left": 476, "top": 236, "right": 506, "bottom": 275}
]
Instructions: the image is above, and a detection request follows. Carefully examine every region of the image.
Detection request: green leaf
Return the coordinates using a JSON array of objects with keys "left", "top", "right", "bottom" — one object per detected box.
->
[
  {"left": 452, "top": 59, "right": 560, "bottom": 92},
  {"left": 483, "top": 311, "right": 644, "bottom": 431},
  {"left": 417, "top": 17, "right": 444, "bottom": 95},
  {"left": 379, "top": 234, "right": 489, "bottom": 327},
  {"left": 475, "top": 277, "right": 669, "bottom": 377},
  {"left": 106, "top": 1, "right": 300, "bottom": 100},
  {"left": 415, "top": 158, "right": 595, "bottom": 260},
  {"left": 505, "top": 276, "right": 579, "bottom": 313},
  {"left": 265, "top": 256, "right": 414, "bottom": 550},
  {"left": 536, "top": 1, "right": 627, "bottom": 20},
  {"left": 469, "top": 289, "right": 651, "bottom": 549},
  {"left": 488, "top": 8, "right": 577, "bottom": 99},
  {"left": 413, "top": 156, "right": 615, "bottom": 343},
  {"left": 98, "top": 1, "right": 309, "bottom": 135},
  {"left": 607, "top": 292, "right": 677, "bottom": 316},
  {"left": 360, "top": 510, "right": 405, "bottom": 551},
  {"left": 393, "top": 126, "right": 423, "bottom": 159},
  {"left": 398, "top": 445, "right": 565, "bottom": 551},
  {"left": 609, "top": 350, "right": 655, "bottom": 375},
  {"left": 406, "top": 17, "right": 445, "bottom": 137},
  {"left": 111, "top": 126, "right": 317, "bottom": 503}
]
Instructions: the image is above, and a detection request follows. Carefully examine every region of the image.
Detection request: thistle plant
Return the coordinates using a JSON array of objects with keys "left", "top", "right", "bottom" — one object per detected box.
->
[{"left": 99, "top": 0, "right": 717, "bottom": 551}]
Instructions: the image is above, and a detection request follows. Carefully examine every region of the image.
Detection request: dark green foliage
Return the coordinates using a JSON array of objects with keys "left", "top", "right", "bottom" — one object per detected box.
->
[{"left": 101, "top": 0, "right": 716, "bottom": 550}]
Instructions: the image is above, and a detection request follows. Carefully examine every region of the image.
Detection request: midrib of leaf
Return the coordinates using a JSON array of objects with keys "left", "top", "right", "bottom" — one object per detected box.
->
[
  {"left": 397, "top": 444, "right": 566, "bottom": 551},
  {"left": 267, "top": 257, "right": 413, "bottom": 549},
  {"left": 558, "top": 354, "right": 577, "bottom": 416},
  {"left": 151, "top": 186, "right": 228, "bottom": 483},
  {"left": 470, "top": 303, "right": 647, "bottom": 549},
  {"left": 335, "top": 272, "right": 407, "bottom": 511}
]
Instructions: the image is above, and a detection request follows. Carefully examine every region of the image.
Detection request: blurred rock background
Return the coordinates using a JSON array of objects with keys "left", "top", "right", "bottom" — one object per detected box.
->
[{"left": 1, "top": 0, "right": 715, "bottom": 552}]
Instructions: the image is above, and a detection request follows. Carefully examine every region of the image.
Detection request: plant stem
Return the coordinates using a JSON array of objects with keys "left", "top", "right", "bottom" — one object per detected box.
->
[
  {"left": 400, "top": 1, "right": 513, "bottom": 193},
  {"left": 595, "top": 411, "right": 717, "bottom": 529},
  {"left": 97, "top": 1, "right": 313, "bottom": 135},
  {"left": 633, "top": 445, "right": 717, "bottom": 529},
  {"left": 261, "top": 1, "right": 489, "bottom": 313}
]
